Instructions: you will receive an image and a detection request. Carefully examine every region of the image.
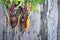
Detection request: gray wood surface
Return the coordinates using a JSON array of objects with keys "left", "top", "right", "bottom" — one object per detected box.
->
[{"left": 47, "top": 0, "right": 58, "bottom": 40}]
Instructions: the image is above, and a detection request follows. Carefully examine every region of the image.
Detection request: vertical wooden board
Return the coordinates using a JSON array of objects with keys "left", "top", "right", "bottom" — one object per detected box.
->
[
  {"left": 58, "top": 0, "right": 60, "bottom": 40},
  {"left": 0, "top": 4, "right": 6, "bottom": 40},
  {"left": 47, "top": 0, "right": 58, "bottom": 40},
  {"left": 40, "top": 0, "right": 48, "bottom": 39}
]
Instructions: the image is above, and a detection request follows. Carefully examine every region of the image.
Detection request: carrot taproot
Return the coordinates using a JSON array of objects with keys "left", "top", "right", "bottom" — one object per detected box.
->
[
  {"left": 25, "top": 18, "right": 30, "bottom": 31},
  {"left": 8, "top": 18, "right": 10, "bottom": 24}
]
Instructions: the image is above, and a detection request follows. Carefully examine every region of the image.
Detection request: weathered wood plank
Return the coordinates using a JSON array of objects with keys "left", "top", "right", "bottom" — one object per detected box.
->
[{"left": 47, "top": 0, "right": 58, "bottom": 40}]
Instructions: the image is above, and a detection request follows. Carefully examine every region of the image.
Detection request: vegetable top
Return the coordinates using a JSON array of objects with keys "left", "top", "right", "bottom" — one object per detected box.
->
[{"left": 0, "top": 0, "right": 45, "bottom": 12}]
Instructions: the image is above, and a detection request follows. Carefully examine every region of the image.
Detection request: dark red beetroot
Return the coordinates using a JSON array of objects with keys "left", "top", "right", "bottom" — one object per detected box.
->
[
  {"left": 9, "top": 3, "right": 15, "bottom": 16},
  {"left": 19, "top": 7, "right": 25, "bottom": 23},
  {"left": 10, "top": 16, "right": 17, "bottom": 28}
]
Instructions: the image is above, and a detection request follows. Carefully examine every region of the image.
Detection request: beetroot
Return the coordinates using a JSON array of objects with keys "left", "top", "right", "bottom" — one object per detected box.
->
[
  {"left": 10, "top": 16, "right": 17, "bottom": 28},
  {"left": 9, "top": 3, "right": 15, "bottom": 16}
]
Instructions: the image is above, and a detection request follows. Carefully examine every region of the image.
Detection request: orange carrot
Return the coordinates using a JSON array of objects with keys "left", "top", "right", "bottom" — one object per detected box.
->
[
  {"left": 25, "top": 18, "right": 30, "bottom": 31},
  {"left": 8, "top": 18, "right": 10, "bottom": 24}
]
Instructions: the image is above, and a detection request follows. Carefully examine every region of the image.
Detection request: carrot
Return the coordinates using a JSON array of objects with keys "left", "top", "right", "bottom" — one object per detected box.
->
[
  {"left": 8, "top": 18, "right": 10, "bottom": 24},
  {"left": 25, "top": 18, "right": 30, "bottom": 31}
]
